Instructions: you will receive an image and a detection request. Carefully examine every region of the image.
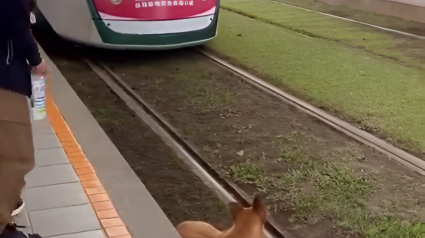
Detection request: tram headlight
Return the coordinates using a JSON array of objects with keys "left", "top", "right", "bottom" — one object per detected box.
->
[{"left": 110, "top": 0, "right": 122, "bottom": 5}]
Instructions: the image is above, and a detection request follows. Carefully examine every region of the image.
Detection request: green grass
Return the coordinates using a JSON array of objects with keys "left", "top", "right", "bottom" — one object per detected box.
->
[
  {"left": 227, "top": 134, "right": 422, "bottom": 237},
  {"left": 174, "top": 71, "right": 234, "bottom": 114},
  {"left": 221, "top": 0, "right": 423, "bottom": 68},
  {"left": 207, "top": 8, "right": 425, "bottom": 151},
  {"left": 91, "top": 107, "right": 123, "bottom": 126},
  {"left": 422, "top": 223, "right": 425, "bottom": 236},
  {"left": 137, "top": 60, "right": 235, "bottom": 114},
  {"left": 272, "top": 0, "right": 425, "bottom": 37}
]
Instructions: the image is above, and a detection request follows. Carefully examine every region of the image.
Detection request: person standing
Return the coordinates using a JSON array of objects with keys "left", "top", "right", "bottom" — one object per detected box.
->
[{"left": 0, "top": 0, "right": 48, "bottom": 230}]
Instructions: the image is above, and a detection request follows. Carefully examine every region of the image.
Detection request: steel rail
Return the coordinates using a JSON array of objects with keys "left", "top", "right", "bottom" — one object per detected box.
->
[
  {"left": 199, "top": 50, "right": 425, "bottom": 176},
  {"left": 270, "top": 0, "right": 425, "bottom": 40},
  {"left": 84, "top": 58, "right": 295, "bottom": 238}
]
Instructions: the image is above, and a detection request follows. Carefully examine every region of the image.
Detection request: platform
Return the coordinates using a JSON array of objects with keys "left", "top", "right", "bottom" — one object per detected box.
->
[
  {"left": 16, "top": 118, "right": 106, "bottom": 238},
  {"left": 13, "top": 47, "right": 182, "bottom": 238}
]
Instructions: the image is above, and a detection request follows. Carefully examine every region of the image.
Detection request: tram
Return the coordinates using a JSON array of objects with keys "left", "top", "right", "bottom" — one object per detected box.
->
[{"left": 33, "top": 0, "right": 220, "bottom": 50}]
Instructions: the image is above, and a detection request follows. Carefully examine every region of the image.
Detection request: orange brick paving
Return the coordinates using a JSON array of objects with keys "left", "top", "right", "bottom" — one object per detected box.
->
[
  {"left": 82, "top": 180, "right": 102, "bottom": 188},
  {"left": 45, "top": 75, "right": 132, "bottom": 238},
  {"left": 93, "top": 201, "right": 115, "bottom": 211},
  {"left": 101, "top": 218, "right": 125, "bottom": 228},
  {"left": 105, "top": 226, "right": 130, "bottom": 237}
]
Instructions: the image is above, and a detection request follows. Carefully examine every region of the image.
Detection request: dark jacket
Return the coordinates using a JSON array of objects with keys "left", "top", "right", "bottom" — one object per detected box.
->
[
  {"left": 0, "top": 0, "right": 42, "bottom": 97},
  {"left": 0, "top": 224, "right": 42, "bottom": 238}
]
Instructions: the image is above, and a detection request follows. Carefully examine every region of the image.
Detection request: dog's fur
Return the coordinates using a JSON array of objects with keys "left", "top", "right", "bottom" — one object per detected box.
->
[{"left": 177, "top": 196, "right": 267, "bottom": 238}]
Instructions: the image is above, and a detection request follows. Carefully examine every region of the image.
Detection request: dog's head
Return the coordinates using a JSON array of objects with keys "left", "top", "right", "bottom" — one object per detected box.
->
[{"left": 224, "top": 196, "right": 267, "bottom": 238}]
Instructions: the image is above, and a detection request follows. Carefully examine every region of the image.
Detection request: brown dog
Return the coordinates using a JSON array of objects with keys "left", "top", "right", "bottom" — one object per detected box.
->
[{"left": 177, "top": 196, "right": 267, "bottom": 238}]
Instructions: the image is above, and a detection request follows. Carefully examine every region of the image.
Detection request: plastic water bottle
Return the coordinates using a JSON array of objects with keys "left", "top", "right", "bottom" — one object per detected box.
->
[{"left": 31, "top": 74, "right": 46, "bottom": 120}]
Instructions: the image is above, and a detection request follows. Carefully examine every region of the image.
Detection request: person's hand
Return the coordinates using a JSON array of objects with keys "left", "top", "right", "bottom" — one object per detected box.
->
[{"left": 31, "top": 59, "right": 48, "bottom": 76}]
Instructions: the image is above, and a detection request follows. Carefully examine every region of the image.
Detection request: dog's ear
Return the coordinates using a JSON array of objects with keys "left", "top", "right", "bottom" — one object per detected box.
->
[
  {"left": 229, "top": 202, "right": 244, "bottom": 220},
  {"left": 252, "top": 196, "right": 267, "bottom": 223}
]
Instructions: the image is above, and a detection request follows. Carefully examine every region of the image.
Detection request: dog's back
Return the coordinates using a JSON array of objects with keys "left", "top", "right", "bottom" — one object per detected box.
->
[
  {"left": 177, "top": 221, "right": 221, "bottom": 238},
  {"left": 177, "top": 197, "right": 267, "bottom": 238}
]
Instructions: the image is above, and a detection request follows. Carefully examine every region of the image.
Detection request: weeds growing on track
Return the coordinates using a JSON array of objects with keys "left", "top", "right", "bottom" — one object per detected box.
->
[
  {"left": 179, "top": 75, "right": 234, "bottom": 114},
  {"left": 92, "top": 107, "right": 123, "bottom": 127},
  {"left": 228, "top": 132, "right": 422, "bottom": 237},
  {"left": 81, "top": 49, "right": 422, "bottom": 238}
]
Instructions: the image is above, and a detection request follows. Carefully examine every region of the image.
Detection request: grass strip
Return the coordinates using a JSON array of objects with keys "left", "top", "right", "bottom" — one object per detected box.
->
[{"left": 207, "top": 8, "right": 425, "bottom": 151}]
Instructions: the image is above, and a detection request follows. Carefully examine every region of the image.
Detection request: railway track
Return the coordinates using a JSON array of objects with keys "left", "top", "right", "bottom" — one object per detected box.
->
[
  {"left": 198, "top": 50, "right": 425, "bottom": 175},
  {"left": 270, "top": 0, "right": 425, "bottom": 40},
  {"left": 82, "top": 50, "right": 424, "bottom": 238},
  {"left": 84, "top": 58, "right": 292, "bottom": 238}
]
